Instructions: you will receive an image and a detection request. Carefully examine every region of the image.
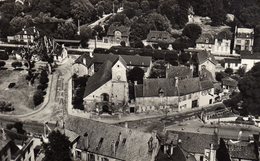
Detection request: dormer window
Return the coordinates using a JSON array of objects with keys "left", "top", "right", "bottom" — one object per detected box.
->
[
  {"left": 158, "top": 88, "right": 165, "bottom": 97},
  {"left": 115, "top": 31, "right": 122, "bottom": 40},
  {"left": 205, "top": 38, "right": 209, "bottom": 43}
]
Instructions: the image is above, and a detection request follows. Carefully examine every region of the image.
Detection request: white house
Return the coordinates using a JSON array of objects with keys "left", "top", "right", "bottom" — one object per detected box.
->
[
  {"left": 224, "top": 58, "right": 241, "bottom": 71},
  {"left": 7, "top": 26, "right": 40, "bottom": 44},
  {"left": 135, "top": 77, "right": 214, "bottom": 113},
  {"left": 233, "top": 27, "right": 254, "bottom": 54},
  {"left": 241, "top": 51, "right": 260, "bottom": 72}
]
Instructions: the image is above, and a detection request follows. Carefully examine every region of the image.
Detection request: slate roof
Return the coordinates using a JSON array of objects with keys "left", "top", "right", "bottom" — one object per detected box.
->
[
  {"left": 146, "top": 31, "right": 175, "bottom": 43},
  {"left": 178, "top": 78, "right": 201, "bottom": 95},
  {"left": 83, "top": 60, "right": 113, "bottom": 97},
  {"left": 196, "top": 50, "right": 217, "bottom": 65},
  {"left": 196, "top": 33, "right": 215, "bottom": 44},
  {"left": 142, "top": 78, "right": 178, "bottom": 97},
  {"left": 222, "top": 77, "right": 238, "bottom": 87},
  {"left": 74, "top": 53, "right": 152, "bottom": 68},
  {"left": 224, "top": 58, "right": 241, "bottom": 64},
  {"left": 74, "top": 53, "right": 93, "bottom": 67},
  {"left": 136, "top": 77, "right": 214, "bottom": 97},
  {"left": 107, "top": 25, "right": 130, "bottom": 37},
  {"left": 166, "top": 66, "right": 192, "bottom": 79},
  {"left": 166, "top": 131, "right": 218, "bottom": 154},
  {"left": 241, "top": 51, "right": 260, "bottom": 59},
  {"left": 65, "top": 116, "right": 158, "bottom": 161}
]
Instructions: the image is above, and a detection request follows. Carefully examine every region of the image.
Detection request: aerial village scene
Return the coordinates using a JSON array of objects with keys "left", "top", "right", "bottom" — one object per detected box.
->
[{"left": 0, "top": 0, "right": 260, "bottom": 161}]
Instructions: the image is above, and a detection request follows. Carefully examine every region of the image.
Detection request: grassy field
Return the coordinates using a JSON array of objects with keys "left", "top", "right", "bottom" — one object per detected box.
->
[{"left": 0, "top": 70, "right": 38, "bottom": 115}]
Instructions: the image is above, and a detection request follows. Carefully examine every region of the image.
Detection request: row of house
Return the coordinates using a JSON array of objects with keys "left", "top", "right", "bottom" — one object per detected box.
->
[{"left": 72, "top": 50, "right": 216, "bottom": 115}]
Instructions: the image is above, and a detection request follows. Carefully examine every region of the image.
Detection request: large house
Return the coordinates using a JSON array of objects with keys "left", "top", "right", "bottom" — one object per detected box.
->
[
  {"left": 7, "top": 26, "right": 40, "bottom": 44},
  {"left": 224, "top": 58, "right": 241, "bottom": 71},
  {"left": 134, "top": 77, "right": 214, "bottom": 113},
  {"left": 233, "top": 27, "right": 254, "bottom": 54},
  {"left": 72, "top": 53, "right": 152, "bottom": 77},
  {"left": 196, "top": 29, "right": 232, "bottom": 57},
  {"left": 88, "top": 25, "right": 130, "bottom": 49},
  {"left": 66, "top": 116, "right": 160, "bottom": 161},
  {"left": 143, "top": 31, "right": 175, "bottom": 47},
  {"left": 83, "top": 56, "right": 129, "bottom": 113},
  {"left": 186, "top": 49, "right": 217, "bottom": 79},
  {"left": 241, "top": 51, "right": 260, "bottom": 72},
  {"left": 0, "top": 131, "right": 36, "bottom": 161}
]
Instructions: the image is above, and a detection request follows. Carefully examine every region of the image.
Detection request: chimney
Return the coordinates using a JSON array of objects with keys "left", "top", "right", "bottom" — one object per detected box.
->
[
  {"left": 83, "top": 132, "right": 89, "bottom": 150},
  {"left": 83, "top": 58, "right": 87, "bottom": 65},
  {"left": 89, "top": 52, "right": 93, "bottom": 58},
  {"left": 125, "top": 122, "right": 128, "bottom": 128},
  {"left": 33, "top": 26, "right": 36, "bottom": 33},
  {"left": 175, "top": 77, "right": 179, "bottom": 87},
  {"left": 111, "top": 140, "right": 116, "bottom": 155},
  {"left": 1, "top": 128, "right": 6, "bottom": 141},
  {"left": 167, "top": 62, "right": 170, "bottom": 69},
  {"left": 134, "top": 81, "right": 137, "bottom": 85}
]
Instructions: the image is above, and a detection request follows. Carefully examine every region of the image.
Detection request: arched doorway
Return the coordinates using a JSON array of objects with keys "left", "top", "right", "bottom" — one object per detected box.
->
[
  {"left": 102, "top": 105, "right": 110, "bottom": 113},
  {"left": 101, "top": 93, "right": 109, "bottom": 102}
]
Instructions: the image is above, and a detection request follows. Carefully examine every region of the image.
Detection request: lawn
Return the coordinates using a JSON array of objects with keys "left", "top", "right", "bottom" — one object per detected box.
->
[{"left": 0, "top": 70, "right": 38, "bottom": 115}]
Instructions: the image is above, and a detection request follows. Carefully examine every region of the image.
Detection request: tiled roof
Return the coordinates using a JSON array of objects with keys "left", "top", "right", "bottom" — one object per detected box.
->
[
  {"left": 83, "top": 60, "right": 113, "bottom": 97},
  {"left": 142, "top": 78, "right": 178, "bottom": 97},
  {"left": 200, "top": 79, "right": 214, "bottom": 90},
  {"left": 166, "top": 66, "right": 192, "bottom": 79},
  {"left": 166, "top": 131, "right": 218, "bottom": 154},
  {"left": 65, "top": 116, "right": 158, "bottom": 161},
  {"left": 241, "top": 51, "right": 260, "bottom": 59},
  {"left": 178, "top": 78, "right": 200, "bottom": 95},
  {"left": 137, "top": 77, "right": 214, "bottom": 97},
  {"left": 74, "top": 53, "right": 152, "bottom": 68},
  {"left": 107, "top": 25, "right": 130, "bottom": 37},
  {"left": 224, "top": 58, "right": 241, "bottom": 64},
  {"left": 197, "top": 50, "right": 217, "bottom": 65},
  {"left": 74, "top": 53, "right": 93, "bottom": 67},
  {"left": 146, "top": 30, "right": 175, "bottom": 43},
  {"left": 222, "top": 77, "right": 238, "bottom": 87},
  {"left": 171, "top": 146, "right": 197, "bottom": 161},
  {"left": 196, "top": 33, "right": 215, "bottom": 44}
]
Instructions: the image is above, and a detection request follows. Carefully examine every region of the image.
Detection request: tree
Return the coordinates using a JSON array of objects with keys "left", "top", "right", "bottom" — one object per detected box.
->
[
  {"left": 215, "top": 72, "right": 227, "bottom": 82},
  {"left": 70, "top": 0, "right": 97, "bottom": 24},
  {"left": 33, "top": 90, "right": 44, "bottom": 106},
  {"left": 238, "top": 62, "right": 260, "bottom": 116},
  {"left": 225, "top": 68, "right": 233, "bottom": 75},
  {"left": 145, "top": 12, "right": 171, "bottom": 31},
  {"left": 40, "top": 75, "right": 49, "bottom": 84},
  {"left": 11, "top": 61, "right": 23, "bottom": 69},
  {"left": 216, "top": 138, "right": 231, "bottom": 161},
  {"left": 55, "top": 21, "right": 77, "bottom": 39},
  {"left": 43, "top": 130, "right": 72, "bottom": 161},
  {"left": 149, "top": 60, "right": 167, "bottom": 78},
  {"left": 0, "top": 61, "right": 6, "bottom": 68},
  {"left": 236, "top": 66, "right": 246, "bottom": 77},
  {"left": 127, "top": 67, "right": 145, "bottom": 84},
  {"left": 0, "top": 52, "right": 9, "bottom": 60},
  {"left": 182, "top": 24, "right": 202, "bottom": 43},
  {"left": 179, "top": 52, "right": 191, "bottom": 64}
]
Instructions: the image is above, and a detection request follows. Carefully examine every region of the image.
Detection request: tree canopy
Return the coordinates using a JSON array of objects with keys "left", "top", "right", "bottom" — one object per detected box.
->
[
  {"left": 238, "top": 62, "right": 260, "bottom": 116},
  {"left": 43, "top": 130, "right": 72, "bottom": 161}
]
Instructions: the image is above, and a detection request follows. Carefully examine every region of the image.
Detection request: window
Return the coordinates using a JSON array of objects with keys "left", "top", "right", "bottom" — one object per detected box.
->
[
  {"left": 236, "top": 40, "right": 241, "bottom": 44},
  {"left": 88, "top": 154, "right": 95, "bottom": 161},
  {"left": 188, "top": 94, "right": 191, "bottom": 99},
  {"left": 200, "top": 156, "right": 204, "bottom": 161},
  {"left": 102, "top": 158, "right": 109, "bottom": 161},
  {"left": 235, "top": 63, "right": 238, "bottom": 67},
  {"left": 209, "top": 99, "right": 212, "bottom": 104}
]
